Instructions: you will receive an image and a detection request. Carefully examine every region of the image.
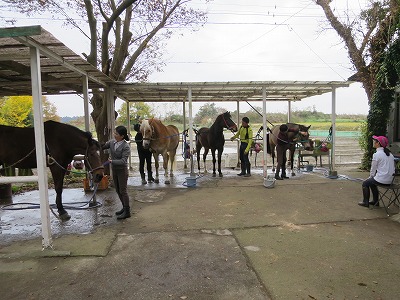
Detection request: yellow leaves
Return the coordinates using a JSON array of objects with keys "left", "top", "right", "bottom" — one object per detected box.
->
[{"left": 0, "top": 95, "right": 59, "bottom": 127}]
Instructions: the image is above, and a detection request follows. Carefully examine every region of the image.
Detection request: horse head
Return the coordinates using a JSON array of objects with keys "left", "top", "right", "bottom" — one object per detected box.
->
[
  {"left": 220, "top": 111, "right": 238, "bottom": 132},
  {"left": 297, "top": 125, "right": 313, "bottom": 151},
  {"left": 140, "top": 119, "right": 153, "bottom": 149},
  {"left": 83, "top": 133, "right": 104, "bottom": 183}
]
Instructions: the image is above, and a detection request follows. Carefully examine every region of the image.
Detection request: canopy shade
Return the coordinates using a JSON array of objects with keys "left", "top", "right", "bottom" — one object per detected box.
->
[
  {"left": 0, "top": 25, "right": 113, "bottom": 97},
  {"left": 113, "top": 81, "right": 352, "bottom": 103}
]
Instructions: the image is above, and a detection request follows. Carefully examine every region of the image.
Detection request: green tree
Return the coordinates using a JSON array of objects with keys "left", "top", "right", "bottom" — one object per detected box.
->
[
  {"left": 116, "top": 102, "right": 154, "bottom": 126},
  {"left": 2, "top": 0, "right": 210, "bottom": 160},
  {"left": 315, "top": 0, "right": 400, "bottom": 167},
  {"left": 0, "top": 96, "right": 60, "bottom": 127},
  {"left": 0, "top": 96, "right": 32, "bottom": 127},
  {"left": 194, "top": 103, "right": 219, "bottom": 125}
]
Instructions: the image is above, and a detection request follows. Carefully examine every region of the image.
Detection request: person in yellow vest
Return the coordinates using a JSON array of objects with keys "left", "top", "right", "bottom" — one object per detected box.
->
[{"left": 231, "top": 117, "right": 253, "bottom": 177}]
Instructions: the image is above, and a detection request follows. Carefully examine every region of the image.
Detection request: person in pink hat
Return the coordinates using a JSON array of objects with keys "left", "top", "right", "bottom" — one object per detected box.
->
[{"left": 359, "top": 135, "right": 395, "bottom": 207}]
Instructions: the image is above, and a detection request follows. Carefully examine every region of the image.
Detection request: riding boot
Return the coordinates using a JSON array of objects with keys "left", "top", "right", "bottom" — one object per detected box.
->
[
  {"left": 115, "top": 207, "right": 124, "bottom": 215},
  {"left": 275, "top": 169, "right": 283, "bottom": 180},
  {"left": 281, "top": 169, "right": 289, "bottom": 179},
  {"left": 244, "top": 164, "right": 251, "bottom": 177},
  {"left": 117, "top": 206, "right": 131, "bottom": 220},
  {"left": 148, "top": 171, "right": 155, "bottom": 183},
  {"left": 141, "top": 173, "right": 147, "bottom": 184},
  {"left": 358, "top": 187, "right": 370, "bottom": 207},
  {"left": 369, "top": 185, "right": 380, "bottom": 206},
  {"left": 237, "top": 164, "right": 246, "bottom": 176}
]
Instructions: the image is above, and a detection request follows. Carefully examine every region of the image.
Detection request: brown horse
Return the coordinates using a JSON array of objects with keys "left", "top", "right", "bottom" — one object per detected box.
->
[
  {"left": 140, "top": 118, "right": 179, "bottom": 184},
  {"left": 0, "top": 120, "right": 104, "bottom": 220},
  {"left": 268, "top": 123, "right": 313, "bottom": 176},
  {"left": 196, "top": 111, "right": 238, "bottom": 177}
]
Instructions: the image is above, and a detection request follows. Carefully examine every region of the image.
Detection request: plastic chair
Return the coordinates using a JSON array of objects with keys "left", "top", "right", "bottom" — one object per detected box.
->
[{"left": 375, "top": 169, "right": 400, "bottom": 216}]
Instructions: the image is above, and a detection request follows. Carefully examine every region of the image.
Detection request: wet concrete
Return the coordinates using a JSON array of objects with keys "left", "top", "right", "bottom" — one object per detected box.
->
[{"left": 1, "top": 165, "right": 400, "bottom": 299}]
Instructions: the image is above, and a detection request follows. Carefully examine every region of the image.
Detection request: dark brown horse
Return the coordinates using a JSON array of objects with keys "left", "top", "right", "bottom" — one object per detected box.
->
[
  {"left": 196, "top": 111, "right": 238, "bottom": 177},
  {"left": 0, "top": 121, "right": 104, "bottom": 220},
  {"left": 140, "top": 118, "right": 180, "bottom": 184},
  {"left": 268, "top": 123, "right": 313, "bottom": 176}
]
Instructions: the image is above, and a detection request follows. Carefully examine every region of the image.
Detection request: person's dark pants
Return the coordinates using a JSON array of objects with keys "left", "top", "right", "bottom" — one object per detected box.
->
[
  {"left": 112, "top": 167, "right": 130, "bottom": 207},
  {"left": 138, "top": 150, "right": 152, "bottom": 178},
  {"left": 361, "top": 177, "right": 388, "bottom": 204},
  {"left": 240, "top": 142, "right": 250, "bottom": 174},
  {"left": 275, "top": 144, "right": 288, "bottom": 177}
]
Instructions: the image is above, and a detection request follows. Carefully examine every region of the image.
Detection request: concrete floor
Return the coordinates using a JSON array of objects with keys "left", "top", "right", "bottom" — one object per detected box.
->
[{"left": 1, "top": 165, "right": 400, "bottom": 300}]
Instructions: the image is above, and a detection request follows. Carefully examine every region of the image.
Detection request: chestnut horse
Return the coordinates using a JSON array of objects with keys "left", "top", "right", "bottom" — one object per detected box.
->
[
  {"left": 196, "top": 111, "right": 238, "bottom": 177},
  {"left": 0, "top": 121, "right": 104, "bottom": 220},
  {"left": 140, "top": 118, "right": 179, "bottom": 184},
  {"left": 268, "top": 123, "right": 313, "bottom": 176}
]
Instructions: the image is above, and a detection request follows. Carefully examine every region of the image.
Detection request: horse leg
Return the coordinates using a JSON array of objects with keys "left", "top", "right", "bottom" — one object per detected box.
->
[
  {"left": 163, "top": 154, "right": 170, "bottom": 184},
  {"left": 196, "top": 147, "right": 201, "bottom": 174},
  {"left": 270, "top": 144, "right": 276, "bottom": 172},
  {"left": 211, "top": 149, "right": 217, "bottom": 177},
  {"left": 50, "top": 166, "right": 71, "bottom": 221},
  {"left": 203, "top": 148, "right": 209, "bottom": 174},
  {"left": 169, "top": 150, "right": 176, "bottom": 178},
  {"left": 290, "top": 147, "right": 296, "bottom": 176},
  {"left": 217, "top": 149, "right": 223, "bottom": 177},
  {"left": 153, "top": 154, "right": 160, "bottom": 183}
]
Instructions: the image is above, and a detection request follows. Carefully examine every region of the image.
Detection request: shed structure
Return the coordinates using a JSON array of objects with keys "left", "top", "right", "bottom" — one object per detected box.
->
[{"left": 0, "top": 25, "right": 352, "bottom": 248}]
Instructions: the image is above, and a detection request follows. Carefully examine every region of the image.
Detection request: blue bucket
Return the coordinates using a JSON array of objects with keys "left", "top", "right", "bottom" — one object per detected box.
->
[
  {"left": 306, "top": 164, "right": 314, "bottom": 172},
  {"left": 185, "top": 176, "right": 197, "bottom": 187}
]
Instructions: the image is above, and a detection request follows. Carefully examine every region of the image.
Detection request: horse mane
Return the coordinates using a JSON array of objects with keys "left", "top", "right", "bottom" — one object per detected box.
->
[{"left": 44, "top": 120, "right": 97, "bottom": 146}]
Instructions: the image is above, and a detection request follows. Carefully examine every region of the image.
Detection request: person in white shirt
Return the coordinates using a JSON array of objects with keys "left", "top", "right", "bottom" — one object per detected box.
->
[{"left": 359, "top": 135, "right": 395, "bottom": 207}]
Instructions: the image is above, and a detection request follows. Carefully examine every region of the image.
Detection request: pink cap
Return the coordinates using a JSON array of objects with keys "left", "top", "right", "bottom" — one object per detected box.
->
[{"left": 372, "top": 135, "right": 389, "bottom": 148}]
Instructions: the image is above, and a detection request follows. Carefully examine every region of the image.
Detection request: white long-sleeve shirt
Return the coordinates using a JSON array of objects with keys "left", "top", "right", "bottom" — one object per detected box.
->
[{"left": 370, "top": 147, "right": 395, "bottom": 184}]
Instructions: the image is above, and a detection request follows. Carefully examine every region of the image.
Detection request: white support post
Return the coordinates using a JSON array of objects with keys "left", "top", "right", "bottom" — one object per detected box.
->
[
  {"left": 236, "top": 101, "right": 240, "bottom": 167},
  {"left": 330, "top": 88, "right": 337, "bottom": 176},
  {"left": 106, "top": 89, "right": 115, "bottom": 179},
  {"left": 30, "top": 46, "right": 52, "bottom": 249},
  {"left": 82, "top": 76, "right": 90, "bottom": 132},
  {"left": 183, "top": 101, "right": 187, "bottom": 169},
  {"left": 287, "top": 100, "right": 292, "bottom": 123},
  {"left": 262, "top": 86, "right": 268, "bottom": 178},
  {"left": 126, "top": 101, "right": 132, "bottom": 170},
  {"left": 188, "top": 87, "right": 195, "bottom": 176}
]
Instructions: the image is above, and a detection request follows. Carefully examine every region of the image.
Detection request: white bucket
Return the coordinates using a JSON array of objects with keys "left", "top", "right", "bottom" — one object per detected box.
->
[
  {"left": 263, "top": 176, "right": 275, "bottom": 189},
  {"left": 184, "top": 176, "right": 197, "bottom": 187}
]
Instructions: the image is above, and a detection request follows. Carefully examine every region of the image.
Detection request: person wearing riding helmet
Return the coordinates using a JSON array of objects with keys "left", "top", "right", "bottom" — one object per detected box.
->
[
  {"left": 275, "top": 124, "right": 299, "bottom": 180},
  {"left": 102, "top": 125, "right": 132, "bottom": 219},
  {"left": 358, "top": 135, "right": 395, "bottom": 208},
  {"left": 231, "top": 117, "right": 253, "bottom": 177},
  {"left": 134, "top": 123, "right": 155, "bottom": 184}
]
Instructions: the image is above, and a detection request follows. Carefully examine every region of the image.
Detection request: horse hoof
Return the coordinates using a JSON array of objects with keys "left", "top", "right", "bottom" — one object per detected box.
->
[
  {"left": 59, "top": 212, "right": 71, "bottom": 221},
  {"left": 165, "top": 180, "right": 170, "bottom": 184},
  {"left": 291, "top": 173, "right": 296, "bottom": 177},
  {"left": 219, "top": 173, "right": 223, "bottom": 177},
  {"left": 212, "top": 173, "right": 216, "bottom": 177},
  {"left": 155, "top": 179, "right": 160, "bottom": 183}
]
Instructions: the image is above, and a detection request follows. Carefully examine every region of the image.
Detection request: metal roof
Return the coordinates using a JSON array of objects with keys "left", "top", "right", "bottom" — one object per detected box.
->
[
  {"left": 0, "top": 25, "right": 114, "bottom": 97},
  {"left": 113, "top": 80, "right": 352, "bottom": 103}
]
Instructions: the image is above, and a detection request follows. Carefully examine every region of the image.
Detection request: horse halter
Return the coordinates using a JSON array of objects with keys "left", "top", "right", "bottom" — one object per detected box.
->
[
  {"left": 85, "top": 144, "right": 104, "bottom": 173},
  {"left": 141, "top": 120, "right": 155, "bottom": 142},
  {"left": 222, "top": 114, "right": 236, "bottom": 132}
]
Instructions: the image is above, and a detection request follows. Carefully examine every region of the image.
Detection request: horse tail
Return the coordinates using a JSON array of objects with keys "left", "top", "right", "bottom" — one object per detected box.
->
[{"left": 267, "top": 138, "right": 271, "bottom": 154}]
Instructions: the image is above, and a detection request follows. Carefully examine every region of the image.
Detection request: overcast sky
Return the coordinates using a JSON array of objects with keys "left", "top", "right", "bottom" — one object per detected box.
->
[{"left": 2, "top": 0, "right": 370, "bottom": 117}]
